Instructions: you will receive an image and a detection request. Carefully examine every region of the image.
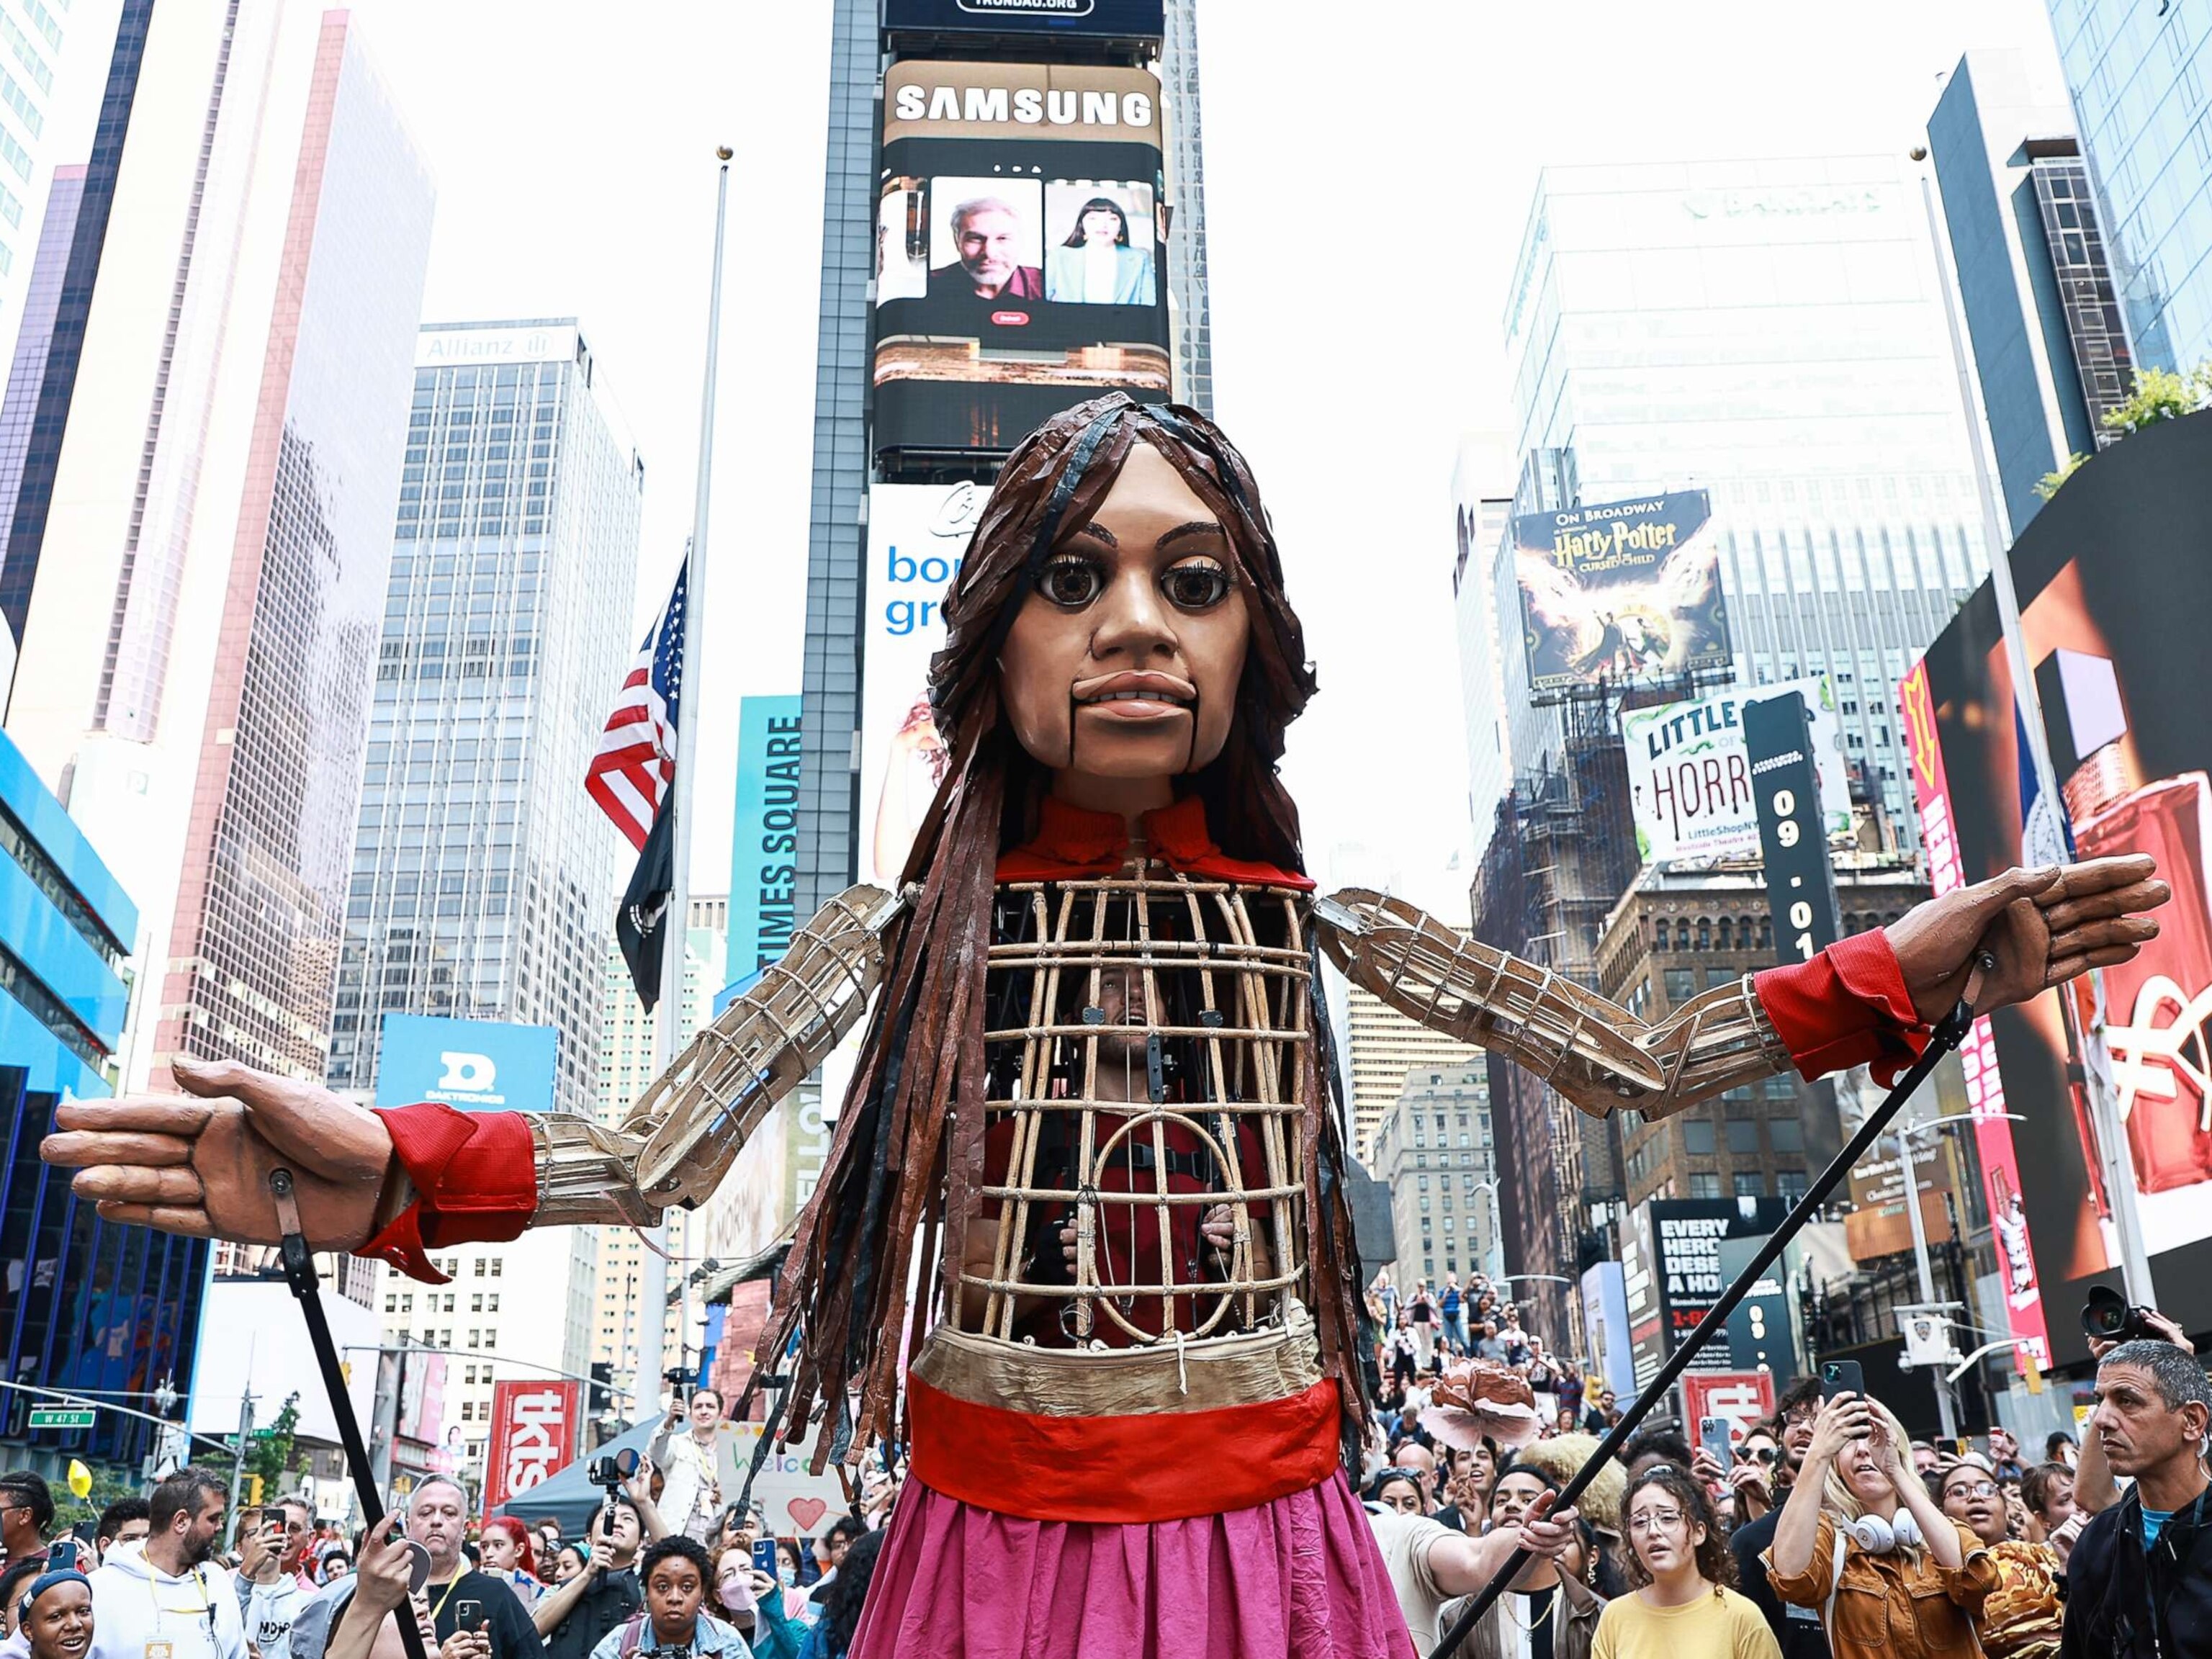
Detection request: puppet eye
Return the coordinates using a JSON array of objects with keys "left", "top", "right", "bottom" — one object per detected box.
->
[
  {"left": 1161, "top": 559, "right": 1231, "bottom": 611},
  {"left": 1038, "top": 556, "right": 1104, "bottom": 608}
]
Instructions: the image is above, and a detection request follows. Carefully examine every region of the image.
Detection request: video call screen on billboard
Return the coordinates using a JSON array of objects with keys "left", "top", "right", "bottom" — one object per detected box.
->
[
  {"left": 882, "top": 0, "right": 1166, "bottom": 42},
  {"left": 874, "top": 61, "right": 1171, "bottom": 457}
]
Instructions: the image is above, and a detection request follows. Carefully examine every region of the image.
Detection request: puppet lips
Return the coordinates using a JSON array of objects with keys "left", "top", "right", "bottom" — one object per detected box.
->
[
  {"left": 1083, "top": 693, "right": 1189, "bottom": 721},
  {"left": 1076, "top": 673, "right": 1195, "bottom": 720}
]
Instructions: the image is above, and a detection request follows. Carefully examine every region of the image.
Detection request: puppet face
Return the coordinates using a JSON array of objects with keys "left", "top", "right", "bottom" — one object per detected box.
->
[{"left": 999, "top": 441, "right": 1250, "bottom": 789}]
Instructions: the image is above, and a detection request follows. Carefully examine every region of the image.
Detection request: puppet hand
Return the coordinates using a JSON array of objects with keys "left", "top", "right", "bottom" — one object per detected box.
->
[
  {"left": 1886, "top": 857, "right": 2167, "bottom": 1025},
  {"left": 41, "top": 1056, "right": 393, "bottom": 1247}
]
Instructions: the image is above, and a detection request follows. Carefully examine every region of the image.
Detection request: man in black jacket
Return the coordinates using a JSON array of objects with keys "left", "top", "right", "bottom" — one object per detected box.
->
[{"left": 2061, "top": 1336, "right": 2211, "bottom": 1658}]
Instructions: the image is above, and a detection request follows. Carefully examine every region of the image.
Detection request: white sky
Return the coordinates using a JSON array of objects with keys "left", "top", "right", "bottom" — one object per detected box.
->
[{"left": 40, "top": 0, "right": 2067, "bottom": 917}]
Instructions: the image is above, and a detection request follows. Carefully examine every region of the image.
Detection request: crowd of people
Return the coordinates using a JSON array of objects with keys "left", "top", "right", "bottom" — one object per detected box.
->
[
  {"left": 4, "top": 1309, "right": 2207, "bottom": 1659},
  {"left": 0, "top": 1393, "right": 891, "bottom": 1659},
  {"left": 1355, "top": 1298, "right": 2211, "bottom": 1658}
]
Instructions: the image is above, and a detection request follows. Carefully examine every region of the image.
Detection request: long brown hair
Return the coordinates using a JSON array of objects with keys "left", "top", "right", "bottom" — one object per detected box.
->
[
  {"left": 1622, "top": 1465, "right": 1735, "bottom": 1592},
  {"left": 749, "top": 395, "right": 1359, "bottom": 1459}
]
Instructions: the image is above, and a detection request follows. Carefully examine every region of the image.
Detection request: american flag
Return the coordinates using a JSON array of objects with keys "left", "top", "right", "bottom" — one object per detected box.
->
[{"left": 588, "top": 560, "right": 688, "bottom": 852}]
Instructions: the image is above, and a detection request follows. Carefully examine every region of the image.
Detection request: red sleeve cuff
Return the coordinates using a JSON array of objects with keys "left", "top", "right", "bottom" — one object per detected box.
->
[
  {"left": 1753, "top": 929, "right": 1931, "bottom": 1086},
  {"left": 360, "top": 1103, "right": 539, "bottom": 1282}
]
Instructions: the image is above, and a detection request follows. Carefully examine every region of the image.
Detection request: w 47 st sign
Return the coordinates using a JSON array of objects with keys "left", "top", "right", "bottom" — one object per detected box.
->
[{"left": 482, "top": 1380, "right": 582, "bottom": 1511}]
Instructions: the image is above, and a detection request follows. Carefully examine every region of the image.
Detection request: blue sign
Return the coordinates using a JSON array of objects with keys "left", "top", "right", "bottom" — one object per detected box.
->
[
  {"left": 727, "top": 694, "right": 804, "bottom": 986},
  {"left": 374, "top": 1015, "right": 559, "bottom": 1113},
  {"left": 882, "top": 0, "right": 1164, "bottom": 40}
]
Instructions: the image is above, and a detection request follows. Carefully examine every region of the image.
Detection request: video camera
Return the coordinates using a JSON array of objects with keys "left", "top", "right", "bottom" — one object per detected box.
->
[{"left": 2082, "top": 1284, "right": 2157, "bottom": 1346}]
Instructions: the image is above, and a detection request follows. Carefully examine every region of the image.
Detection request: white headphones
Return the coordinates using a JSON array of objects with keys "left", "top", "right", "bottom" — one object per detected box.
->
[{"left": 1848, "top": 1510, "right": 1923, "bottom": 1553}]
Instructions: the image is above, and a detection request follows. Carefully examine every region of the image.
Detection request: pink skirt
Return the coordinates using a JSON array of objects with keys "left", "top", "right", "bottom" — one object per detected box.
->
[{"left": 850, "top": 1469, "right": 1413, "bottom": 1659}]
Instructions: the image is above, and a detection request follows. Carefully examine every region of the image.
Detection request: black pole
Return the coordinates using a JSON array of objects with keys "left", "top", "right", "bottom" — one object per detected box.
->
[
  {"left": 1429, "top": 997, "right": 1976, "bottom": 1659},
  {"left": 271, "top": 1169, "right": 433, "bottom": 1659}
]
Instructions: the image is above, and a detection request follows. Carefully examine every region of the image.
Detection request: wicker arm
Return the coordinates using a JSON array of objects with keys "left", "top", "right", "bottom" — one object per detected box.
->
[
  {"left": 1316, "top": 889, "right": 1794, "bottom": 1121},
  {"left": 533, "top": 884, "right": 903, "bottom": 1226}
]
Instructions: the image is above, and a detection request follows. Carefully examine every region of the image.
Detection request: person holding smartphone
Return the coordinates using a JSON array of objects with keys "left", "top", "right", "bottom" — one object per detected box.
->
[
  {"left": 234, "top": 1503, "right": 313, "bottom": 1659},
  {"left": 387, "top": 1480, "right": 538, "bottom": 1659}
]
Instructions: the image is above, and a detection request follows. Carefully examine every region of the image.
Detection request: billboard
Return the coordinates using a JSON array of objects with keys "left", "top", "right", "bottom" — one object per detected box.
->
[
  {"left": 1622, "top": 677, "right": 1849, "bottom": 863},
  {"left": 374, "top": 1015, "right": 559, "bottom": 1112},
  {"left": 1907, "top": 414, "right": 2212, "bottom": 1358},
  {"left": 1512, "top": 491, "right": 1728, "bottom": 696},
  {"left": 1622, "top": 1196, "right": 1791, "bottom": 1388},
  {"left": 482, "top": 1380, "right": 582, "bottom": 1513},
  {"left": 727, "top": 695, "right": 804, "bottom": 986},
  {"left": 873, "top": 61, "right": 1172, "bottom": 456},
  {"left": 860, "top": 482, "right": 984, "bottom": 885},
  {"left": 1581, "top": 1261, "right": 1635, "bottom": 1398},
  {"left": 882, "top": 0, "right": 1166, "bottom": 39}
]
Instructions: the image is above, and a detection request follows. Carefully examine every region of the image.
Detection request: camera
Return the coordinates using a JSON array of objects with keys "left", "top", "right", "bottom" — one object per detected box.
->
[
  {"left": 588, "top": 1446, "right": 641, "bottom": 1491},
  {"left": 2081, "top": 1283, "right": 2154, "bottom": 1345}
]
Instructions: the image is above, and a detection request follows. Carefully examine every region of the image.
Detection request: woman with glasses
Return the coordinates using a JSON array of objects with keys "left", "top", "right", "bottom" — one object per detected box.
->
[
  {"left": 1591, "top": 1466, "right": 1778, "bottom": 1658},
  {"left": 1936, "top": 1457, "right": 2061, "bottom": 1659}
]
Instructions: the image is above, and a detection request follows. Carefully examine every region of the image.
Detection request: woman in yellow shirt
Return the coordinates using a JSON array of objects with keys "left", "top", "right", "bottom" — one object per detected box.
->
[{"left": 1591, "top": 1465, "right": 1780, "bottom": 1659}]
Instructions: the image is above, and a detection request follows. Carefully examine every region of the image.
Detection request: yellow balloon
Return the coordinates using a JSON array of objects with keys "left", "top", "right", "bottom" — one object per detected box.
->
[{"left": 66, "top": 1460, "right": 92, "bottom": 1501}]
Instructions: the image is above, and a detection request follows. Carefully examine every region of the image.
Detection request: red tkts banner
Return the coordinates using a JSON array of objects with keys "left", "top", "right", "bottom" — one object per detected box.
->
[{"left": 483, "top": 1380, "right": 581, "bottom": 1511}]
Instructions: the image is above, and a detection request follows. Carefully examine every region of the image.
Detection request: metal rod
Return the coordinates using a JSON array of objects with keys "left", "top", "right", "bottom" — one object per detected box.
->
[
  {"left": 271, "top": 1172, "right": 431, "bottom": 1659},
  {"left": 1430, "top": 998, "right": 1974, "bottom": 1659}
]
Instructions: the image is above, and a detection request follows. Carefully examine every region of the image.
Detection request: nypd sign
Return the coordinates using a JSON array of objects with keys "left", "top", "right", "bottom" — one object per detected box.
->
[{"left": 374, "top": 1014, "right": 559, "bottom": 1113}]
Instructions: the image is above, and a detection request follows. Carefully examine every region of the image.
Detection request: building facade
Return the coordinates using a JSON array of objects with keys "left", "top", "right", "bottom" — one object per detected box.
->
[
  {"left": 0, "top": 159, "right": 81, "bottom": 691},
  {"left": 2044, "top": 0, "right": 2212, "bottom": 377},
  {"left": 1161, "top": 0, "right": 1213, "bottom": 418},
  {"left": 1452, "top": 433, "right": 1513, "bottom": 865},
  {"left": 1368, "top": 1063, "right": 1499, "bottom": 1295},
  {"left": 326, "top": 320, "right": 644, "bottom": 1115},
  {"left": 0, "top": 727, "right": 205, "bottom": 1484},
  {"left": 3, "top": 5, "right": 433, "bottom": 1093},
  {"left": 0, "top": 0, "right": 81, "bottom": 453},
  {"left": 1344, "top": 984, "right": 1480, "bottom": 1163},
  {"left": 1929, "top": 48, "right": 2131, "bottom": 533}
]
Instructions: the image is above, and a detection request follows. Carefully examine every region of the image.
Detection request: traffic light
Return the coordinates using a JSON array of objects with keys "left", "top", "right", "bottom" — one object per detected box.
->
[{"left": 248, "top": 1474, "right": 264, "bottom": 1505}]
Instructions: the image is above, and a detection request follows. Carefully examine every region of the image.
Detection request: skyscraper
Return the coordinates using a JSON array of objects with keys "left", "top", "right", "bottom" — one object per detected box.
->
[
  {"left": 3, "top": 5, "right": 434, "bottom": 1091},
  {"left": 1161, "top": 0, "right": 1213, "bottom": 418},
  {"left": 1368, "top": 1064, "right": 1499, "bottom": 1293},
  {"left": 0, "top": 0, "right": 84, "bottom": 406},
  {"left": 2044, "top": 0, "right": 2212, "bottom": 376},
  {"left": 1451, "top": 432, "right": 1512, "bottom": 864},
  {"left": 1344, "top": 985, "right": 1479, "bottom": 1164},
  {"left": 327, "top": 321, "right": 644, "bottom": 1112},
  {"left": 1928, "top": 49, "right": 2132, "bottom": 532}
]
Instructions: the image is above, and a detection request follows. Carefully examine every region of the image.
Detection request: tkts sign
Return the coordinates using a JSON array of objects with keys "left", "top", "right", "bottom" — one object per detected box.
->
[{"left": 482, "top": 1380, "right": 581, "bottom": 1511}]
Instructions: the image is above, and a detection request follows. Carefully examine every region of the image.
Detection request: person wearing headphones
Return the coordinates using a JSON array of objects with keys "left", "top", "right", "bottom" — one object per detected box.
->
[{"left": 1763, "top": 1391, "right": 1995, "bottom": 1659}]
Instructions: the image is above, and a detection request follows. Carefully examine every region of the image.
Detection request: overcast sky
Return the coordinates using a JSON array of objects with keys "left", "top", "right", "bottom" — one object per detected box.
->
[{"left": 42, "top": 0, "right": 2069, "bottom": 917}]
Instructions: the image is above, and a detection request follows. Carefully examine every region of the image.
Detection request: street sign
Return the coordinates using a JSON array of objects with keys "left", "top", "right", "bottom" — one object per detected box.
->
[{"left": 27, "top": 1407, "right": 96, "bottom": 1429}]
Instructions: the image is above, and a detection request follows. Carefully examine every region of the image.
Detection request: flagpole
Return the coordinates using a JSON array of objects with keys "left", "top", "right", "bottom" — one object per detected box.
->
[{"left": 639, "top": 145, "right": 732, "bottom": 1414}]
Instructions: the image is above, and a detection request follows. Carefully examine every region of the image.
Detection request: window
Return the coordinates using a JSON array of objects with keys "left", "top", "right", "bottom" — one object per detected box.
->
[
  {"left": 475, "top": 1259, "right": 487, "bottom": 1277},
  {"left": 1733, "top": 1173, "right": 1766, "bottom": 1198},
  {"left": 1777, "top": 1171, "right": 1809, "bottom": 1204},
  {"left": 1663, "top": 968, "right": 1696, "bottom": 1003},
  {"left": 491, "top": 1258, "right": 503, "bottom": 1277},
  {"left": 1682, "top": 1119, "right": 1717, "bottom": 1156},
  {"left": 487, "top": 1294, "right": 500, "bottom": 1313},
  {"left": 1726, "top": 1118, "right": 1761, "bottom": 1155},
  {"left": 471, "top": 1294, "right": 483, "bottom": 1313},
  {"left": 1689, "top": 1173, "right": 1722, "bottom": 1198},
  {"left": 1770, "top": 1118, "right": 1804, "bottom": 1154}
]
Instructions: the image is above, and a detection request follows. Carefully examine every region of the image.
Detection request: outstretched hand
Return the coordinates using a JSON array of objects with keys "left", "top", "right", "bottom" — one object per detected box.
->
[
  {"left": 40, "top": 1056, "right": 395, "bottom": 1248},
  {"left": 1887, "top": 855, "right": 2167, "bottom": 1025}
]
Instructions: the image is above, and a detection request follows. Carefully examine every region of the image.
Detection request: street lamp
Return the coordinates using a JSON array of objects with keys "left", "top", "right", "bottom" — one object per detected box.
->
[{"left": 1888, "top": 1112, "right": 2026, "bottom": 1439}]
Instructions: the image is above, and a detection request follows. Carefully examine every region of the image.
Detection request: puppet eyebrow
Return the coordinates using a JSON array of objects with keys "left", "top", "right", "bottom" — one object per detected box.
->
[
  {"left": 1066, "top": 521, "right": 1118, "bottom": 548},
  {"left": 1159, "top": 521, "right": 1227, "bottom": 550}
]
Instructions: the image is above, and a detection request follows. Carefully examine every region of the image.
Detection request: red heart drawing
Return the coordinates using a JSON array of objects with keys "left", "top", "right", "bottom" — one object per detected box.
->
[{"left": 786, "top": 1496, "right": 828, "bottom": 1532}]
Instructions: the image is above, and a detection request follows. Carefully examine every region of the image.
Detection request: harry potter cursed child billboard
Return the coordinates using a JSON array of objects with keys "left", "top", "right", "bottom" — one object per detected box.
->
[{"left": 1512, "top": 491, "right": 1731, "bottom": 698}]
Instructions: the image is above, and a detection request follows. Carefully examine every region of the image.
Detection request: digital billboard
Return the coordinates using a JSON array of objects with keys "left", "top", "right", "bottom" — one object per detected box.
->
[
  {"left": 1513, "top": 490, "right": 1729, "bottom": 697},
  {"left": 874, "top": 61, "right": 1171, "bottom": 456},
  {"left": 1912, "top": 413, "right": 2212, "bottom": 1359},
  {"left": 1622, "top": 1196, "right": 1790, "bottom": 1388},
  {"left": 727, "top": 694, "right": 804, "bottom": 986},
  {"left": 1620, "top": 676, "right": 1849, "bottom": 864},
  {"left": 882, "top": 0, "right": 1166, "bottom": 40},
  {"left": 374, "top": 1014, "right": 559, "bottom": 1113},
  {"left": 860, "top": 481, "right": 984, "bottom": 884}
]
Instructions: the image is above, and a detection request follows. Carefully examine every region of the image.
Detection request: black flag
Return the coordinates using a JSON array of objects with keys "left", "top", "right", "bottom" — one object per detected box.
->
[{"left": 617, "top": 803, "right": 677, "bottom": 1010}]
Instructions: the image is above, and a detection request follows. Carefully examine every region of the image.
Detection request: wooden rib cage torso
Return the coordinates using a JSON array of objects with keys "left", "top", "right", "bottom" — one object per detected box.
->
[{"left": 958, "top": 853, "right": 1318, "bottom": 1352}]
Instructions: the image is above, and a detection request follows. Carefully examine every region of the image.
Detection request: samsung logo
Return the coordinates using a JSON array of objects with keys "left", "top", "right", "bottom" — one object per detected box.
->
[{"left": 892, "top": 81, "right": 1154, "bottom": 130}]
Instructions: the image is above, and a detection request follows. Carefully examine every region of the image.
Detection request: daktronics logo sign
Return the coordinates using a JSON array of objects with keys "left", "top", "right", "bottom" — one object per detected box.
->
[
  {"left": 482, "top": 1380, "right": 580, "bottom": 1511},
  {"left": 890, "top": 79, "right": 1154, "bottom": 131},
  {"left": 435, "top": 1051, "right": 499, "bottom": 1100}
]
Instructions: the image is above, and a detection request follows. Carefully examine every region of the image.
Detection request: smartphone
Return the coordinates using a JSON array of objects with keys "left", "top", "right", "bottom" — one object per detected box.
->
[
  {"left": 1698, "top": 1416, "right": 1735, "bottom": 1471},
  {"left": 454, "top": 1601, "right": 482, "bottom": 1632},
  {"left": 751, "top": 1539, "right": 778, "bottom": 1577},
  {"left": 44, "top": 1539, "right": 80, "bottom": 1571},
  {"left": 1819, "top": 1359, "right": 1864, "bottom": 1401}
]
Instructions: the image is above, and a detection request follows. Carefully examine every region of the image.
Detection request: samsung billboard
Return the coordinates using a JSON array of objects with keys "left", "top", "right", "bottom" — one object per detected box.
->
[
  {"left": 882, "top": 0, "right": 1165, "bottom": 42},
  {"left": 374, "top": 1014, "right": 559, "bottom": 1113},
  {"left": 873, "top": 60, "right": 1172, "bottom": 457}
]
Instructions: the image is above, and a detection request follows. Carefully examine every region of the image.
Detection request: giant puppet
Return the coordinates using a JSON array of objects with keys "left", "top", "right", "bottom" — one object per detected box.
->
[{"left": 44, "top": 396, "right": 2167, "bottom": 1657}]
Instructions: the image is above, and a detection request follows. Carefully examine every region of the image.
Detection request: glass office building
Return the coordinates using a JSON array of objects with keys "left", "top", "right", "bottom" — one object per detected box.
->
[
  {"left": 2045, "top": 0, "right": 2212, "bottom": 374},
  {"left": 328, "top": 320, "right": 644, "bottom": 1120},
  {"left": 1498, "top": 156, "right": 1992, "bottom": 842},
  {"left": 0, "top": 726, "right": 204, "bottom": 1482}
]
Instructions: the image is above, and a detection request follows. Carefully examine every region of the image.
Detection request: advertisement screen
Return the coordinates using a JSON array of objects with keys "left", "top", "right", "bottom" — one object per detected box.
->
[
  {"left": 860, "top": 481, "right": 984, "bottom": 885},
  {"left": 1912, "top": 415, "right": 2212, "bottom": 1359},
  {"left": 727, "top": 694, "right": 804, "bottom": 985},
  {"left": 874, "top": 62, "right": 1171, "bottom": 456},
  {"left": 482, "top": 1380, "right": 581, "bottom": 1513},
  {"left": 374, "top": 1015, "right": 559, "bottom": 1113},
  {"left": 1513, "top": 490, "right": 1729, "bottom": 698},
  {"left": 1623, "top": 1197, "right": 1790, "bottom": 1388},
  {"left": 883, "top": 0, "right": 1166, "bottom": 40},
  {"left": 1621, "top": 676, "right": 1848, "bottom": 863}
]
